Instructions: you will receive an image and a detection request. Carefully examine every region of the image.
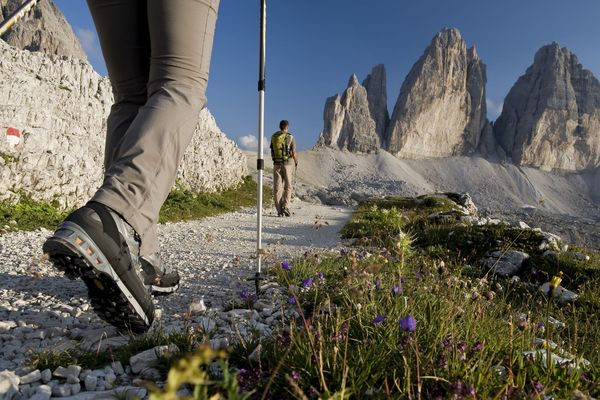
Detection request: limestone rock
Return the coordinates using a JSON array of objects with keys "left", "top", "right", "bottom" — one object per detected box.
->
[
  {"left": 0, "top": 370, "right": 19, "bottom": 400},
  {"left": 478, "top": 121, "right": 506, "bottom": 159},
  {"left": 317, "top": 74, "right": 379, "bottom": 153},
  {"left": 129, "top": 344, "right": 178, "bottom": 374},
  {"left": 0, "top": 0, "right": 87, "bottom": 61},
  {"left": 362, "top": 64, "right": 389, "bottom": 143},
  {"left": 494, "top": 43, "right": 600, "bottom": 171},
  {"left": 483, "top": 250, "right": 529, "bottom": 277},
  {"left": 385, "top": 28, "right": 488, "bottom": 158},
  {"left": 0, "top": 41, "right": 247, "bottom": 208}
]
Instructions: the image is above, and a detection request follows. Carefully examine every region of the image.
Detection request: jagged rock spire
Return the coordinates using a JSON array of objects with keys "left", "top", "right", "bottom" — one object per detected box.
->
[
  {"left": 362, "top": 64, "right": 389, "bottom": 144},
  {"left": 493, "top": 42, "right": 600, "bottom": 171},
  {"left": 317, "top": 73, "right": 380, "bottom": 153},
  {"left": 384, "top": 27, "right": 488, "bottom": 158}
]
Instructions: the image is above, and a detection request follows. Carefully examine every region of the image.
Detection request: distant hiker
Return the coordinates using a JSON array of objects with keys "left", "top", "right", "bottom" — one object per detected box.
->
[
  {"left": 42, "top": 0, "right": 220, "bottom": 333},
  {"left": 270, "top": 120, "right": 298, "bottom": 217}
]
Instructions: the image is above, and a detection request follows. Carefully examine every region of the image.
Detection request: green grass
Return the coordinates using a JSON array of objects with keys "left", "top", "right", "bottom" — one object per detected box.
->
[
  {"left": 1, "top": 152, "right": 18, "bottom": 164},
  {"left": 158, "top": 176, "right": 272, "bottom": 224},
  {"left": 0, "top": 192, "right": 71, "bottom": 233},
  {"left": 0, "top": 176, "right": 271, "bottom": 233},
  {"left": 18, "top": 193, "right": 600, "bottom": 399},
  {"left": 30, "top": 328, "right": 201, "bottom": 372},
  {"left": 228, "top": 195, "right": 600, "bottom": 399}
]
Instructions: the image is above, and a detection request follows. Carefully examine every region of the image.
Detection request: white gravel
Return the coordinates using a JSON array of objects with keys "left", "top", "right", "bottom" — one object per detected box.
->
[{"left": 0, "top": 200, "right": 352, "bottom": 398}]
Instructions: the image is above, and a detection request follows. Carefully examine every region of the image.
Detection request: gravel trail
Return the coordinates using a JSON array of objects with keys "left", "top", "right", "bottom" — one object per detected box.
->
[{"left": 0, "top": 201, "right": 352, "bottom": 398}]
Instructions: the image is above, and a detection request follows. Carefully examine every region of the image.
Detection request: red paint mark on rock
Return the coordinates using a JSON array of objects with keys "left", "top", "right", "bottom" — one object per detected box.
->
[{"left": 6, "top": 127, "right": 21, "bottom": 147}]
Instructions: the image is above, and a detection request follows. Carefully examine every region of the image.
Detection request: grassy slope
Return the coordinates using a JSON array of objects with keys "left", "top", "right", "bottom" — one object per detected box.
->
[{"left": 0, "top": 176, "right": 272, "bottom": 233}]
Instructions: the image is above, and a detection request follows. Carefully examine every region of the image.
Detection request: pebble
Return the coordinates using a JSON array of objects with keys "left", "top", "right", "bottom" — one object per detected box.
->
[
  {"left": 19, "top": 369, "right": 41, "bottom": 384},
  {"left": 0, "top": 204, "right": 350, "bottom": 398},
  {"left": 84, "top": 375, "right": 97, "bottom": 392},
  {"left": 52, "top": 383, "right": 71, "bottom": 397},
  {"left": 40, "top": 369, "right": 52, "bottom": 383}
]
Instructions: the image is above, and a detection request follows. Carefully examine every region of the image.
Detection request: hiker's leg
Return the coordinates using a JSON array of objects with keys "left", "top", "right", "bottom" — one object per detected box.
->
[
  {"left": 273, "top": 164, "right": 284, "bottom": 214},
  {"left": 86, "top": 0, "right": 150, "bottom": 172},
  {"left": 92, "top": 0, "right": 220, "bottom": 256},
  {"left": 282, "top": 162, "right": 294, "bottom": 211}
]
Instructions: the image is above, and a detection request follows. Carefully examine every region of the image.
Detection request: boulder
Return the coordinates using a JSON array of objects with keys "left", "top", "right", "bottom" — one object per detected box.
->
[{"left": 483, "top": 250, "right": 529, "bottom": 276}]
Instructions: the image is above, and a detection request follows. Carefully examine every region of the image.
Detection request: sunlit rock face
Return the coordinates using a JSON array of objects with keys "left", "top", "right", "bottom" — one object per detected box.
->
[
  {"left": 385, "top": 28, "right": 488, "bottom": 159},
  {"left": 494, "top": 43, "right": 600, "bottom": 171},
  {"left": 1, "top": 0, "right": 87, "bottom": 61},
  {"left": 317, "top": 74, "right": 380, "bottom": 153}
]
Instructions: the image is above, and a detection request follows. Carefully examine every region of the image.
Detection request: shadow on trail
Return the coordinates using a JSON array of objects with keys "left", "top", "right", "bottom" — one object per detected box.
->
[
  {"left": 0, "top": 272, "right": 87, "bottom": 303},
  {"left": 240, "top": 212, "right": 352, "bottom": 249}
]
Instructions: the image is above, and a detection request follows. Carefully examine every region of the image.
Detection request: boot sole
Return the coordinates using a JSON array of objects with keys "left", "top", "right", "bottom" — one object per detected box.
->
[
  {"left": 150, "top": 284, "right": 179, "bottom": 295},
  {"left": 43, "top": 221, "right": 154, "bottom": 333}
]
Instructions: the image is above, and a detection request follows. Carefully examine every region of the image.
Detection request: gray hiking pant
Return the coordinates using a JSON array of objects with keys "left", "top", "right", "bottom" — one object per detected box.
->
[
  {"left": 273, "top": 161, "right": 295, "bottom": 214},
  {"left": 87, "top": 0, "right": 219, "bottom": 255}
]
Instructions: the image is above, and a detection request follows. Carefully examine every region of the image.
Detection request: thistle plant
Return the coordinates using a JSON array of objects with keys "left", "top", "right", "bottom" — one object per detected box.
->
[{"left": 544, "top": 271, "right": 563, "bottom": 377}]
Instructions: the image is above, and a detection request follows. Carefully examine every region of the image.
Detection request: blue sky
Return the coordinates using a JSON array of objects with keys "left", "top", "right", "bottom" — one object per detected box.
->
[{"left": 54, "top": 0, "right": 600, "bottom": 150}]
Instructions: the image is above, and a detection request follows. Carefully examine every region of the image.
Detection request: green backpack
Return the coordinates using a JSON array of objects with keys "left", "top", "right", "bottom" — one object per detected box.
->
[{"left": 270, "top": 131, "right": 292, "bottom": 162}]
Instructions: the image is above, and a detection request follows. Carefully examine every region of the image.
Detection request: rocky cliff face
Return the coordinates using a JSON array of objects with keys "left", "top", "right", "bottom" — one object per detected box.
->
[
  {"left": 317, "top": 74, "right": 379, "bottom": 153},
  {"left": 362, "top": 64, "right": 389, "bottom": 143},
  {"left": 493, "top": 43, "right": 600, "bottom": 171},
  {"left": 1, "top": 0, "right": 87, "bottom": 61},
  {"left": 385, "top": 28, "right": 488, "bottom": 158},
  {"left": 0, "top": 41, "right": 247, "bottom": 208}
]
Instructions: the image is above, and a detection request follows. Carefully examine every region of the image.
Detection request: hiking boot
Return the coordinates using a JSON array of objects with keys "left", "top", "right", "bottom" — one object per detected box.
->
[
  {"left": 140, "top": 253, "right": 180, "bottom": 295},
  {"left": 43, "top": 202, "right": 154, "bottom": 333},
  {"left": 283, "top": 208, "right": 291, "bottom": 217}
]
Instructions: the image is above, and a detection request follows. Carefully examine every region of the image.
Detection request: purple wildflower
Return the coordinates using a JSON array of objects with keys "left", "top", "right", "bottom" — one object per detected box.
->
[
  {"left": 437, "top": 354, "right": 449, "bottom": 369},
  {"left": 471, "top": 341, "right": 484, "bottom": 353},
  {"left": 442, "top": 336, "right": 453, "bottom": 350},
  {"left": 301, "top": 277, "right": 313, "bottom": 289},
  {"left": 465, "top": 384, "right": 476, "bottom": 398},
  {"left": 450, "top": 380, "right": 465, "bottom": 396},
  {"left": 237, "top": 367, "right": 262, "bottom": 391},
  {"left": 281, "top": 260, "right": 291, "bottom": 271},
  {"left": 457, "top": 341, "right": 467, "bottom": 361},
  {"left": 393, "top": 285, "right": 403, "bottom": 295},
  {"left": 373, "top": 315, "right": 386, "bottom": 325},
  {"left": 530, "top": 267, "right": 538, "bottom": 279},
  {"left": 399, "top": 315, "right": 417, "bottom": 332},
  {"left": 291, "top": 371, "right": 300, "bottom": 381},
  {"left": 239, "top": 289, "right": 250, "bottom": 300},
  {"left": 536, "top": 321, "right": 544, "bottom": 329},
  {"left": 332, "top": 322, "right": 348, "bottom": 342},
  {"left": 531, "top": 381, "right": 544, "bottom": 395},
  {"left": 316, "top": 271, "right": 325, "bottom": 281},
  {"left": 287, "top": 296, "right": 296, "bottom": 305}
]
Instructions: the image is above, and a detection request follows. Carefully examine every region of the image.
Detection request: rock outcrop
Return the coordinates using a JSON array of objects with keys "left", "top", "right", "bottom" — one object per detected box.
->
[
  {"left": 493, "top": 43, "right": 600, "bottom": 171},
  {"left": 317, "top": 74, "right": 379, "bottom": 153},
  {"left": 385, "top": 28, "right": 488, "bottom": 158},
  {"left": 1, "top": 0, "right": 87, "bottom": 61},
  {"left": 0, "top": 40, "right": 247, "bottom": 208},
  {"left": 362, "top": 64, "right": 389, "bottom": 143}
]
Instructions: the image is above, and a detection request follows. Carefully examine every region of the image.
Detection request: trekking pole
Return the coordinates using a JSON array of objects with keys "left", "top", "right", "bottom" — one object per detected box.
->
[
  {"left": 0, "top": 0, "right": 42, "bottom": 37},
  {"left": 252, "top": 0, "right": 267, "bottom": 296}
]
